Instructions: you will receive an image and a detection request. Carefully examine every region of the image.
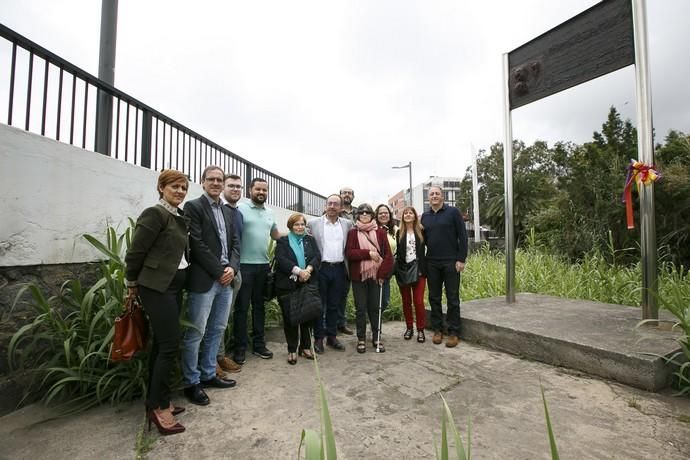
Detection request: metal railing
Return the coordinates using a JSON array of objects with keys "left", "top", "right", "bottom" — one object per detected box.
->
[{"left": 0, "top": 23, "right": 326, "bottom": 216}]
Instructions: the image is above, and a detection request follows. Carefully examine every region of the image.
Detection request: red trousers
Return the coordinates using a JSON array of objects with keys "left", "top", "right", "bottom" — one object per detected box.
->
[{"left": 399, "top": 276, "right": 426, "bottom": 330}]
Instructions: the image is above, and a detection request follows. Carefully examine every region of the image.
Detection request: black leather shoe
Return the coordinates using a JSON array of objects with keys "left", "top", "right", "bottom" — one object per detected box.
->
[
  {"left": 183, "top": 385, "right": 210, "bottom": 406},
  {"left": 233, "top": 350, "right": 246, "bottom": 365},
  {"left": 252, "top": 346, "right": 273, "bottom": 359},
  {"left": 337, "top": 325, "right": 354, "bottom": 335},
  {"left": 200, "top": 376, "right": 237, "bottom": 389},
  {"left": 326, "top": 338, "right": 346, "bottom": 351},
  {"left": 314, "top": 339, "right": 325, "bottom": 354}
]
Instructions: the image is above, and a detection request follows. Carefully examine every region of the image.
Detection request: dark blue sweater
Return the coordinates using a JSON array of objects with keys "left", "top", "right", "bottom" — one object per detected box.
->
[{"left": 421, "top": 204, "right": 468, "bottom": 263}]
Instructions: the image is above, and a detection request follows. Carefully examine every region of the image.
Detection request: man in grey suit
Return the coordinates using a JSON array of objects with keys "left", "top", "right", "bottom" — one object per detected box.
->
[{"left": 307, "top": 194, "right": 353, "bottom": 353}]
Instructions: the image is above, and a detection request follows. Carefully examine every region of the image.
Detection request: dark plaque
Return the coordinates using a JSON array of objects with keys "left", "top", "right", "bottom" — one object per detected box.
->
[{"left": 508, "top": 0, "right": 634, "bottom": 110}]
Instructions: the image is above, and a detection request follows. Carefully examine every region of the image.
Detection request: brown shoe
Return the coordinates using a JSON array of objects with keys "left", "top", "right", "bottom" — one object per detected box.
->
[
  {"left": 215, "top": 363, "right": 228, "bottom": 379},
  {"left": 432, "top": 331, "right": 443, "bottom": 345},
  {"left": 446, "top": 335, "right": 460, "bottom": 348},
  {"left": 218, "top": 356, "right": 242, "bottom": 373}
]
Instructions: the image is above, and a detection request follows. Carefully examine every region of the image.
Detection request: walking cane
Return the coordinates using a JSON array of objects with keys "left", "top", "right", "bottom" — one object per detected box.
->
[{"left": 376, "top": 282, "right": 384, "bottom": 353}]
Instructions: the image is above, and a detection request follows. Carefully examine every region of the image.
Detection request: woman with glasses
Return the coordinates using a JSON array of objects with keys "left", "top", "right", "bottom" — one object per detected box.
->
[
  {"left": 274, "top": 213, "right": 321, "bottom": 364},
  {"left": 395, "top": 206, "right": 427, "bottom": 343},
  {"left": 375, "top": 204, "right": 397, "bottom": 312},
  {"left": 345, "top": 203, "right": 394, "bottom": 353}
]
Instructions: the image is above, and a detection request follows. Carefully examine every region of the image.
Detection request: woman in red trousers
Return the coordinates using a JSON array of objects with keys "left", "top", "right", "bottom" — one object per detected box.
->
[{"left": 395, "top": 206, "right": 427, "bottom": 343}]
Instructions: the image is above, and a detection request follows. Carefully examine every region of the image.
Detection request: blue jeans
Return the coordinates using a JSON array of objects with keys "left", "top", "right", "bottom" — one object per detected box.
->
[{"left": 182, "top": 281, "right": 233, "bottom": 385}]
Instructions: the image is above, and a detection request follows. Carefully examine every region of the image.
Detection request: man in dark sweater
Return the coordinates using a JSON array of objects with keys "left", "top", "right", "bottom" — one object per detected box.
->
[{"left": 421, "top": 184, "right": 468, "bottom": 348}]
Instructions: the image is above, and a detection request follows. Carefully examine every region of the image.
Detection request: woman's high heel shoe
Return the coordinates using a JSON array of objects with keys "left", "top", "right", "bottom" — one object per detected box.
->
[
  {"left": 169, "top": 402, "right": 185, "bottom": 416},
  {"left": 287, "top": 352, "right": 297, "bottom": 365},
  {"left": 417, "top": 330, "right": 426, "bottom": 343},
  {"left": 403, "top": 328, "right": 414, "bottom": 340},
  {"left": 147, "top": 408, "right": 186, "bottom": 436}
]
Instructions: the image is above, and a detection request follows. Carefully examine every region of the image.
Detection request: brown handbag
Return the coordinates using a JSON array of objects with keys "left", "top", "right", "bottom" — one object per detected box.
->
[{"left": 110, "top": 294, "right": 149, "bottom": 362}]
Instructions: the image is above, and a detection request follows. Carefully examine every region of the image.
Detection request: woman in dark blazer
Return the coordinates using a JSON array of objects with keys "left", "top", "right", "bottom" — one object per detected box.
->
[
  {"left": 275, "top": 213, "right": 322, "bottom": 365},
  {"left": 345, "top": 203, "right": 394, "bottom": 353},
  {"left": 395, "top": 206, "right": 427, "bottom": 343},
  {"left": 125, "top": 169, "right": 189, "bottom": 436}
]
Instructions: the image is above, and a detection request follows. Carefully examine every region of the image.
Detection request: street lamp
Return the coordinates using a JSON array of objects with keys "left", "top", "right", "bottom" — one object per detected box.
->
[{"left": 392, "top": 161, "right": 413, "bottom": 209}]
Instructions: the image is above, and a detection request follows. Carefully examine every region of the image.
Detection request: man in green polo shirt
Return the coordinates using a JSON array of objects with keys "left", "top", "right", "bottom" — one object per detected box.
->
[{"left": 232, "top": 178, "right": 281, "bottom": 364}]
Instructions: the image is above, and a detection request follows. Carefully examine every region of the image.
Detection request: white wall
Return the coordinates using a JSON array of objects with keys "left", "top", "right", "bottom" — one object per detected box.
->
[{"left": 0, "top": 124, "right": 312, "bottom": 266}]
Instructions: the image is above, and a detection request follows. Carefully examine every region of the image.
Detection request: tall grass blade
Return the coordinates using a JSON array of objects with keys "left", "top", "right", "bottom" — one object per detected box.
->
[{"left": 540, "top": 385, "right": 560, "bottom": 460}]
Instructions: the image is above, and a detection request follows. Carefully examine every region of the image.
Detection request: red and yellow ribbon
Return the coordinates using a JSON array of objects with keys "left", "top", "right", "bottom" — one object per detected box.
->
[{"left": 622, "top": 159, "right": 660, "bottom": 229}]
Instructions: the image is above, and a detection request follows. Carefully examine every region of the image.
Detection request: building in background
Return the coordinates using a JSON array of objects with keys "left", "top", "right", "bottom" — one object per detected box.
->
[{"left": 388, "top": 176, "right": 463, "bottom": 219}]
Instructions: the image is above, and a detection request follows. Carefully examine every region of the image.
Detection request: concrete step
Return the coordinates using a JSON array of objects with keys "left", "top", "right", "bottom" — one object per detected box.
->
[{"left": 428, "top": 293, "right": 682, "bottom": 391}]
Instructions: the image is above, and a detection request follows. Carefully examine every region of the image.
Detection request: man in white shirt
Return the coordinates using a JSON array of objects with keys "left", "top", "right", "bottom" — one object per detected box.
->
[{"left": 307, "top": 194, "right": 353, "bottom": 353}]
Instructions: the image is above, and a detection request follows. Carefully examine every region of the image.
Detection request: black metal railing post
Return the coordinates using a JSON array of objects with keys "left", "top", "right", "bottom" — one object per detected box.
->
[{"left": 140, "top": 109, "right": 152, "bottom": 168}]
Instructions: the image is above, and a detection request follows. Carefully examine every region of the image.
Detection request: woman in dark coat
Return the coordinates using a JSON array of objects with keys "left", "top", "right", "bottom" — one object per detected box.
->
[
  {"left": 345, "top": 203, "right": 394, "bottom": 353},
  {"left": 125, "top": 169, "right": 189, "bottom": 435},
  {"left": 395, "top": 206, "right": 427, "bottom": 343},
  {"left": 274, "top": 213, "right": 322, "bottom": 364}
]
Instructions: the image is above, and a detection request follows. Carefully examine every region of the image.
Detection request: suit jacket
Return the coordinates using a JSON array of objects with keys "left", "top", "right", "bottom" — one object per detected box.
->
[
  {"left": 125, "top": 204, "right": 189, "bottom": 293},
  {"left": 274, "top": 235, "right": 321, "bottom": 294},
  {"left": 307, "top": 215, "right": 352, "bottom": 263},
  {"left": 394, "top": 229, "right": 427, "bottom": 277},
  {"left": 184, "top": 195, "right": 241, "bottom": 293}
]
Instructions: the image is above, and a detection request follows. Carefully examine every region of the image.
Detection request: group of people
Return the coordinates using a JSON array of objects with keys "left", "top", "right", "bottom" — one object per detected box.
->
[{"left": 124, "top": 167, "right": 467, "bottom": 436}]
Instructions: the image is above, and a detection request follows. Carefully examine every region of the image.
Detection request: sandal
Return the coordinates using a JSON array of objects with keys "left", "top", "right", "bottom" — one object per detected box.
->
[
  {"left": 373, "top": 341, "right": 386, "bottom": 353},
  {"left": 403, "top": 328, "right": 414, "bottom": 340},
  {"left": 356, "top": 341, "right": 366, "bottom": 354},
  {"left": 417, "top": 330, "right": 426, "bottom": 343},
  {"left": 287, "top": 352, "right": 297, "bottom": 365}
]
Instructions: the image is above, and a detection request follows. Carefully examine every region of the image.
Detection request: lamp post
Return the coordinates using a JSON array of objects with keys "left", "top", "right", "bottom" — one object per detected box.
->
[{"left": 392, "top": 161, "right": 413, "bottom": 212}]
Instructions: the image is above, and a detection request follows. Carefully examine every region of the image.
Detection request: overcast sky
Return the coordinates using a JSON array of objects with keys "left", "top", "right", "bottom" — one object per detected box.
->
[{"left": 2, "top": 0, "right": 689, "bottom": 206}]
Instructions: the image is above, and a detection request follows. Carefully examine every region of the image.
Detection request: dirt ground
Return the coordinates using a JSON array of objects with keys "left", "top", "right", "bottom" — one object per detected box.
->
[{"left": 1, "top": 321, "right": 690, "bottom": 459}]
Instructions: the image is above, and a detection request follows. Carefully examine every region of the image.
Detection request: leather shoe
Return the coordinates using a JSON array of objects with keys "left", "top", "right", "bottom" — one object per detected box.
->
[
  {"left": 215, "top": 364, "right": 227, "bottom": 379},
  {"left": 326, "top": 338, "right": 346, "bottom": 351},
  {"left": 432, "top": 331, "right": 443, "bottom": 345},
  {"left": 314, "top": 339, "right": 325, "bottom": 354},
  {"left": 201, "top": 376, "right": 237, "bottom": 389},
  {"left": 183, "top": 385, "right": 210, "bottom": 406},
  {"left": 218, "top": 356, "right": 242, "bottom": 373},
  {"left": 445, "top": 335, "right": 460, "bottom": 348},
  {"left": 337, "top": 325, "right": 354, "bottom": 335}
]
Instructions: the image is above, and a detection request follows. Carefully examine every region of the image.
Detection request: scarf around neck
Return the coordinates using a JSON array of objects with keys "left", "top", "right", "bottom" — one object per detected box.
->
[
  {"left": 356, "top": 220, "right": 381, "bottom": 280},
  {"left": 288, "top": 232, "right": 306, "bottom": 269}
]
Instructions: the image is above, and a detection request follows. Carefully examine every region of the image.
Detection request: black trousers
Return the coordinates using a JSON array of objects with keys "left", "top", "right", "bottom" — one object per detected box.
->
[
  {"left": 352, "top": 279, "right": 383, "bottom": 344},
  {"left": 426, "top": 260, "right": 461, "bottom": 335},
  {"left": 277, "top": 287, "right": 313, "bottom": 353},
  {"left": 234, "top": 263, "right": 269, "bottom": 351},
  {"left": 138, "top": 269, "right": 186, "bottom": 410}
]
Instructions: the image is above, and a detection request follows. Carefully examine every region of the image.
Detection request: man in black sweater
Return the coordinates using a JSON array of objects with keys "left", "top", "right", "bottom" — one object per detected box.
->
[{"left": 421, "top": 184, "right": 468, "bottom": 348}]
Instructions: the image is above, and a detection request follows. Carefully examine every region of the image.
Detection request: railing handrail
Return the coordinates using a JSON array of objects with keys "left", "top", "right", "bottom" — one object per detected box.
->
[{"left": 0, "top": 22, "right": 326, "bottom": 205}]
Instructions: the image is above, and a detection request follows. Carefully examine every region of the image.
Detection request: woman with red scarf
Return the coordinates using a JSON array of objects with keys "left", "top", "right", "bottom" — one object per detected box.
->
[{"left": 345, "top": 203, "right": 394, "bottom": 353}]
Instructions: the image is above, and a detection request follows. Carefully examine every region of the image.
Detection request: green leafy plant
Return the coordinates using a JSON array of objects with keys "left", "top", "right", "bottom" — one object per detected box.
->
[
  {"left": 435, "top": 394, "right": 470, "bottom": 460},
  {"left": 298, "top": 346, "right": 338, "bottom": 459},
  {"left": 7, "top": 222, "right": 148, "bottom": 415}
]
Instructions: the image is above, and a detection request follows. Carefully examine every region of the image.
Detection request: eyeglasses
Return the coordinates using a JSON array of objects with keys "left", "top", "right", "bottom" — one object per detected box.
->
[
  {"left": 204, "top": 177, "right": 224, "bottom": 183},
  {"left": 359, "top": 211, "right": 372, "bottom": 215},
  {"left": 226, "top": 184, "right": 242, "bottom": 190}
]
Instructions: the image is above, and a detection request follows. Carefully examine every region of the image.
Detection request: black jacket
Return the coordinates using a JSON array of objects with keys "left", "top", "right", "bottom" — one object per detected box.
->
[
  {"left": 394, "top": 229, "right": 427, "bottom": 277},
  {"left": 184, "top": 195, "right": 241, "bottom": 293},
  {"left": 274, "top": 235, "right": 321, "bottom": 294}
]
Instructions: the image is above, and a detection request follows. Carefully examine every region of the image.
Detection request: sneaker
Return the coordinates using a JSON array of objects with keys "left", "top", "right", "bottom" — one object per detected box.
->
[
  {"left": 432, "top": 331, "right": 443, "bottom": 345},
  {"left": 217, "top": 356, "right": 242, "bottom": 373},
  {"left": 252, "top": 346, "right": 273, "bottom": 359},
  {"left": 445, "top": 335, "right": 460, "bottom": 348}
]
